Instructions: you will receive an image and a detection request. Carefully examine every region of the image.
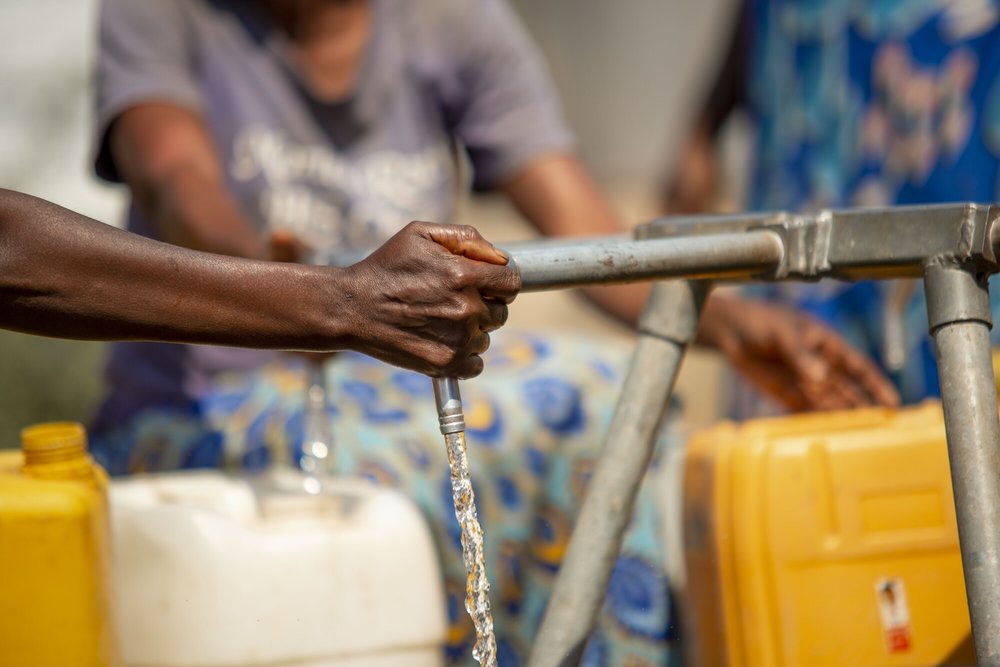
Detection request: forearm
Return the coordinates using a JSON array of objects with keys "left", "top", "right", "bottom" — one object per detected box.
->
[
  {"left": 698, "top": 1, "right": 748, "bottom": 138},
  {"left": 146, "top": 167, "right": 266, "bottom": 259},
  {"left": 0, "top": 190, "right": 344, "bottom": 349},
  {"left": 660, "top": 3, "right": 747, "bottom": 215},
  {"left": 692, "top": 292, "right": 742, "bottom": 350},
  {"left": 111, "top": 104, "right": 266, "bottom": 259}
]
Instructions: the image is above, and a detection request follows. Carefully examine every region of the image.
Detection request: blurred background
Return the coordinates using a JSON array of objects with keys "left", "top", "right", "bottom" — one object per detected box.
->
[{"left": 0, "top": 0, "right": 740, "bottom": 444}]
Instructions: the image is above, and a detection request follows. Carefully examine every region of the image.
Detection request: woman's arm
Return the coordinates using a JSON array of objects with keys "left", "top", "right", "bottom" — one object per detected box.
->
[
  {"left": 0, "top": 190, "right": 518, "bottom": 378},
  {"left": 661, "top": 1, "right": 749, "bottom": 214},
  {"left": 108, "top": 104, "right": 267, "bottom": 259}
]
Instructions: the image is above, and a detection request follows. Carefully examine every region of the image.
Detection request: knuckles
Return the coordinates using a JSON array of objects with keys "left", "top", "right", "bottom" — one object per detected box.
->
[
  {"left": 445, "top": 262, "right": 472, "bottom": 288},
  {"left": 426, "top": 344, "right": 459, "bottom": 370},
  {"left": 402, "top": 220, "right": 429, "bottom": 235},
  {"left": 422, "top": 327, "right": 491, "bottom": 377},
  {"left": 449, "top": 296, "right": 489, "bottom": 322},
  {"left": 453, "top": 224, "right": 482, "bottom": 241}
]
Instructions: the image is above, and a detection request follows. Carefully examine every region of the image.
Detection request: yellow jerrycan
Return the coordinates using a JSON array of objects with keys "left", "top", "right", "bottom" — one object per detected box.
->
[
  {"left": 681, "top": 402, "right": 973, "bottom": 667},
  {"left": 0, "top": 422, "right": 119, "bottom": 666}
]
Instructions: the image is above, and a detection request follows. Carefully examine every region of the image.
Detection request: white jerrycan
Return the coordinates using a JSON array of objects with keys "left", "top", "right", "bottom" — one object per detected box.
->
[{"left": 109, "top": 470, "right": 447, "bottom": 667}]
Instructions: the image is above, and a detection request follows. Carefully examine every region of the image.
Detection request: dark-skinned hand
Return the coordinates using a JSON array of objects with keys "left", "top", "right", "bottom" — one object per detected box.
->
[
  {"left": 334, "top": 221, "right": 520, "bottom": 378},
  {"left": 700, "top": 295, "right": 902, "bottom": 412}
]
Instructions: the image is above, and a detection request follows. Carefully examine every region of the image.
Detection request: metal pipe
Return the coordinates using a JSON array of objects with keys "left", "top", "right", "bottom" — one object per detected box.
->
[
  {"left": 924, "top": 261, "right": 1000, "bottom": 665},
  {"left": 508, "top": 231, "right": 783, "bottom": 292},
  {"left": 528, "top": 281, "right": 709, "bottom": 667},
  {"left": 432, "top": 377, "right": 466, "bottom": 435}
]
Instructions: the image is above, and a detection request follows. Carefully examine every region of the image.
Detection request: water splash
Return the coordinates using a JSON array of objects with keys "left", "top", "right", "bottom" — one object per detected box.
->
[{"left": 443, "top": 430, "right": 498, "bottom": 666}]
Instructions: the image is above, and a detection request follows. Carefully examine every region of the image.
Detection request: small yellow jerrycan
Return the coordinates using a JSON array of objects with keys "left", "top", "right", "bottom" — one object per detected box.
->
[{"left": 0, "top": 422, "right": 120, "bottom": 667}]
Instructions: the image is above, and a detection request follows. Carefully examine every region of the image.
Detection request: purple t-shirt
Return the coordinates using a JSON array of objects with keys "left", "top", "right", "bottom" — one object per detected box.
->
[{"left": 91, "top": 0, "right": 573, "bottom": 426}]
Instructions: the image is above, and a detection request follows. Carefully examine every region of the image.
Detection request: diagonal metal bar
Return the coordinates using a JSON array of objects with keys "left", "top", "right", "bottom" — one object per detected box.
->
[{"left": 527, "top": 281, "right": 709, "bottom": 667}]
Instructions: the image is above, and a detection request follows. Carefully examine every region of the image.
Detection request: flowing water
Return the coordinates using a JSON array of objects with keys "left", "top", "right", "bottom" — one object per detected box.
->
[
  {"left": 300, "top": 360, "right": 332, "bottom": 493},
  {"left": 443, "top": 430, "right": 498, "bottom": 666}
]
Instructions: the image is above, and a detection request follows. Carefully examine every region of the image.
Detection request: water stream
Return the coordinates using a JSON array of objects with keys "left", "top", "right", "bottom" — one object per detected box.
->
[{"left": 443, "top": 430, "right": 498, "bottom": 666}]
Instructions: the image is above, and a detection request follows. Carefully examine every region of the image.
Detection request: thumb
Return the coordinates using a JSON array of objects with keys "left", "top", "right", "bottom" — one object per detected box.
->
[{"left": 421, "top": 223, "right": 509, "bottom": 265}]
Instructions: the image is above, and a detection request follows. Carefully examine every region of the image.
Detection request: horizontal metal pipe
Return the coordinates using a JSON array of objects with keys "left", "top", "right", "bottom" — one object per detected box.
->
[{"left": 507, "top": 231, "right": 784, "bottom": 292}]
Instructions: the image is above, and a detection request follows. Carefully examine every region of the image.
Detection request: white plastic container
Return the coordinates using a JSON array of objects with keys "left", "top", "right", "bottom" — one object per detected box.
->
[{"left": 109, "top": 470, "right": 447, "bottom": 667}]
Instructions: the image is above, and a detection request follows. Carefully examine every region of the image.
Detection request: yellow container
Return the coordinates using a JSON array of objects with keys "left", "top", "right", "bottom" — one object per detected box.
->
[
  {"left": 0, "top": 423, "right": 119, "bottom": 667},
  {"left": 683, "top": 402, "right": 973, "bottom": 667}
]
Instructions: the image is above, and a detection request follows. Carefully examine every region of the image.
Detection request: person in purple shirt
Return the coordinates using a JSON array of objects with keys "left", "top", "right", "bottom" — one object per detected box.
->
[{"left": 90, "top": 0, "right": 899, "bottom": 663}]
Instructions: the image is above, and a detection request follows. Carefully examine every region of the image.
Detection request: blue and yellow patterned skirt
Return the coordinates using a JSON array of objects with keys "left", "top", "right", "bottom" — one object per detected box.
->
[{"left": 90, "top": 331, "right": 683, "bottom": 666}]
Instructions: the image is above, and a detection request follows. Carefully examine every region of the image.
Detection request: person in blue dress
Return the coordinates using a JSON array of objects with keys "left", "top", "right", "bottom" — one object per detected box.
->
[{"left": 665, "top": 0, "right": 1000, "bottom": 407}]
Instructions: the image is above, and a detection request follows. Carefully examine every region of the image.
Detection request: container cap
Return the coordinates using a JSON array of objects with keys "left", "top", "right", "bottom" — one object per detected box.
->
[{"left": 21, "top": 422, "right": 88, "bottom": 465}]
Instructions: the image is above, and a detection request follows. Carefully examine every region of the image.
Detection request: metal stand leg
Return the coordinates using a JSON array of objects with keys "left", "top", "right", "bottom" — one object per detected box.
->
[
  {"left": 925, "top": 261, "right": 1000, "bottom": 665},
  {"left": 528, "top": 281, "right": 708, "bottom": 667}
]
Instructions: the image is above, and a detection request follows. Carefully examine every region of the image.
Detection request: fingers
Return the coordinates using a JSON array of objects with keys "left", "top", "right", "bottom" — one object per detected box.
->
[
  {"left": 732, "top": 356, "right": 810, "bottom": 411},
  {"left": 773, "top": 322, "right": 829, "bottom": 385},
  {"left": 772, "top": 313, "right": 898, "bottom": 410},
  {"left": 465, "top": 261, "right": 521, "bottom": 304},
  {"left": 445, "top": 327, "right": 491, "bottom": 378},
  {"left": 456, "top": 354, "right": 485, "bottom": 379},
  {"left": 471, "top": 329, "right": 491, "bottom": 355},
  {"left": 817, "top": 371, "right": 870, "bottom": 409},
  {"left": 811, "top": 325, "right": 902, "bottom": 408},
  {"left": 480, "top": 298, "right": 509, "bottom": 333},
  {"left": 710, "top": 297, "right": 901, "bottom": 413},
  {"left": 837, "top": 342, "right": 902, "bottom": 408},
  {"left": 418, "top": 222, "right": 510, "bottom": 265},
  {"left": 411, "top": 221, "right": 521, "bottom": 301}
]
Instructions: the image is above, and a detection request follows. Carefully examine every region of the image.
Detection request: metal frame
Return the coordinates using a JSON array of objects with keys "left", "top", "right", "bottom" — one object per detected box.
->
[{"left": 503, "top": 203, "right": 1000, "bottom": 666}]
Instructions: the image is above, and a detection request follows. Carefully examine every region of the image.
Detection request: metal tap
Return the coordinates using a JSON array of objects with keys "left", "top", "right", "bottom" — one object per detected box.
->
[{"left": 433, "top": 377, "right": 466, "bottom": 435}]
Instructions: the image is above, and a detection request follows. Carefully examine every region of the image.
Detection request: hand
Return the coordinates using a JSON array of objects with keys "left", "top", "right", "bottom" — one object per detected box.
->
[
  {"left": 699, "top": 295, "right": 901, "bottom": 412},
  {"left": 338, "top": 222, "right": 520, "bottom": 378}
]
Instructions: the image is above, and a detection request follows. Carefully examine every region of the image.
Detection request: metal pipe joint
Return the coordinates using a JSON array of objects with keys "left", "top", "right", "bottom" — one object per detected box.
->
[{"left": 924, "top": 259, "right": 993, "bottom": 334}]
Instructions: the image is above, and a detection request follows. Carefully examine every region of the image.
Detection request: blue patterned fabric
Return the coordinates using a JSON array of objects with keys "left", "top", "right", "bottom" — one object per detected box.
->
[
  {"left": 744, "top": 0, "right": 1000, "bottom": 403},
  {"left": 90, "top": 331, "right": 682, "bottom": 666}
]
